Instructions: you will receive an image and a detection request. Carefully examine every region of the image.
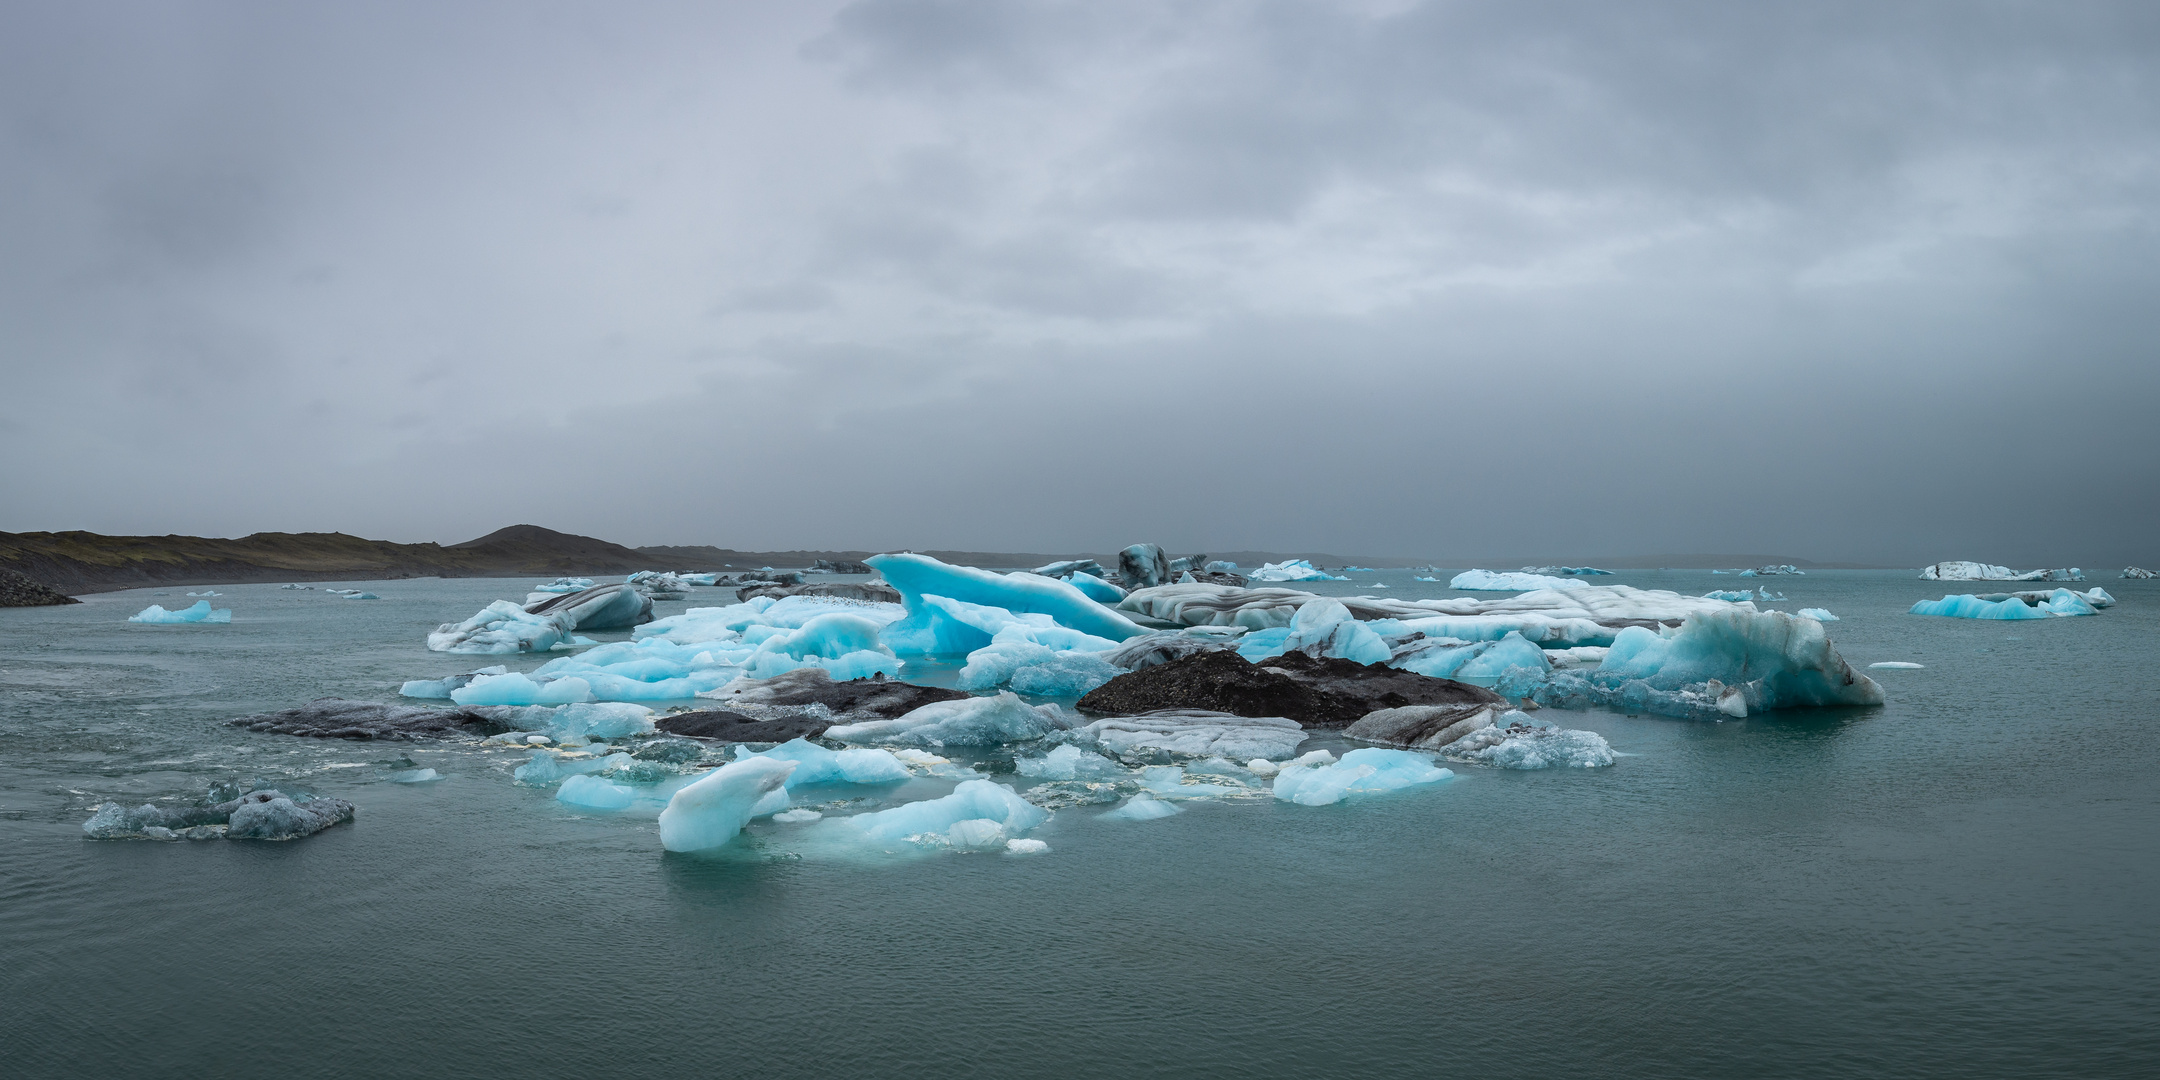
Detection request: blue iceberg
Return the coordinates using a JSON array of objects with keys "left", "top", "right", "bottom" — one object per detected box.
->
[
  {"left": 658, "top": 757, "right": 798, "bottom": 852},
  {"left": 1451, "top": 570, "right": 1591, "bottom": 592},
  {"left": 1272, "top": 748, "right": 1453, "bottom": 806},
  {"left": 1245, "top": 559, "right": 1347, "bottom": 582},
  {"left": 842, "top": 778, "right": 1048, "bottom": 848},
  {"left": 129, "top": 600, "right": 232, "bottom": 624},
  {"left": 869, "top": 553, "right": 1144, "bottom": 652}
]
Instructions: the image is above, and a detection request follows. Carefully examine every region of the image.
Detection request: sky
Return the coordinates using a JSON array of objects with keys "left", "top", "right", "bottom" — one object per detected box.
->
[{"left": 2, "top": 0, "right": 2156, "bottom": 566}]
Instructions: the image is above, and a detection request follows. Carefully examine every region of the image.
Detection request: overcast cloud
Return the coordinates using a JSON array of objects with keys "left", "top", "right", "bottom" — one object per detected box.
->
[{"left": 2, "top": 0, "right": 2156, "bottom": 564}]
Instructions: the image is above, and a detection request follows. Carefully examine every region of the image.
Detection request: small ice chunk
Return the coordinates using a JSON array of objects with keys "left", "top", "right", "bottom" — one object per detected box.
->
[
  {"left": 944, "top": 818, "right": 1010, "bottom": 850},
  {"left": 526, "top": 734, "right": 552, "bottom": 744},
  {"left": 1005, "top": 838, "right": 1049, "bottom": 854},
  {"left": 128, "top": 600, "right": 233, "bottom": 624},
  {"left": 1868, "top": 661, "right": 1925, "bottom": 669},
  {"left": 556, "top": 774, "right": 638, "bottom": 810},
  {"left": 1245, "top": 758, "right": 1280, "bottom": 777},
  {"left": 1272, "top": 748, "right": 1452, "bottom": 806},
  {"left": 824, "top": 692, "right": 1071, "bottom": 747},
  {"left": 772, "top": 808, "right": 823, "bottom": 823},
  {"left": 658, "top": 757, "right": 799, "bottom": 852},
  {"left": 845, "top": 779, "right": 1048, "bottom": 845},
  {"left": 389, "top": 768, "right": 440, "bottom": 783},
  {"left": 1100, "top": 794, "right": 1182, "bottom": 820},
  {"left": 732, "top": 739, "right": 910, "bottom": 786},
  {"left": 1014, "top": 744, "right": 1123, "bottom": 780},
  {"left": 1797, "top": 608, "right": 1838, "bottom": 621}
]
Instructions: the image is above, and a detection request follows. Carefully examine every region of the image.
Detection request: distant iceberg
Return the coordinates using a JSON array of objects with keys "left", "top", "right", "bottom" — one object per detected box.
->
[
  {"left": 1909, "top": 589, "right": 2103, "bottom": 619},
  {"left": 532, "top": 577, "right": 595, "bottom": 594},
  {"left": 1920, "top": 561, "right": 2083, "bottom": 582},
  {"left": 1797, "top": 608, "right": 1838, "bottom": 621},
  {"left": 1451, "top": 570, "right": 1592, "bottom": 592},
  {"left": 129, "top": 600, "right": 231, "bottom": 624},
  {"left": 2124, "top": 567, "right": 2155, "bottom": 579},
  {"left": 1521, "top": 566, "right": 1613, "bottom": 576},
  {"left": 1246, "top": 559, "right": 1348, "bottom": 582}
]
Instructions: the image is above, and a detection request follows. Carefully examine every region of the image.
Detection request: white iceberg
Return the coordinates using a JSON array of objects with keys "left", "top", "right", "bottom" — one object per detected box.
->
[
  {"left": 1245, "top": 559, "right": 1347, "bottom": 582},
  {"left": 1919, "top": 561, "right": 2084, "bottom": 582},
  {"left": 1797, "top": 608, "right": 1838, "bottom": 621},
  {"left": 1450, "top": 570, "right": 1592, "bottom": 592},
  {"left": 1101, "top": 794, "right": 1181, "bottom": 821},
  {"left": 823, "top": 692, "right": 1071, "bottom": 747},
  {"left": 532, "top": 577, "right": 595, "bottom": 594},
  {"left": 1014, "top": 744, "right": 1126, "bottom": 780},
  {"left": 1272, "top": 748, "right": 1453, "bottom": 806},
  {"left": 1440, "top": 715, "right": 1615, "bottom": 769},
  {"left": 731, "top": 739, "right": 910, "bottom": 787},
  {"left": 956, "top": 632, "right": 1123, "bottom": 697},
  {"left": 128, "top": 600, "right": 232, "bottom": 624},
  {"left": 1388, "top": 630, "right": 1550, "bottom": 680},
  {"left": 843, "top": 778, "right": 1048, "bottom": 847},
  {"left": 428, "top": 600, "right": 575, "bottom": 654},
  {"left": 657, "top": 757, "right": 798, "bottom": 852},
  {"left": 1076, "top": 711, "right": 1308, "bottom": 761}
]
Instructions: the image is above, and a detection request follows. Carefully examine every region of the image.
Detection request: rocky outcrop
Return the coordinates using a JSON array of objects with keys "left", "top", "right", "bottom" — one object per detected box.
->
[
  {"left": 0, "top": 568, "right": 79, "bottom": 607},
  {"left": 655, "top": 709, "right": 837, "bottom": 742},
  {"left": 1076, "top": 649, "right": 1505, "bottom": 729},
  {"left": 228, "top": 699, "right": 512, "bottom": 740},
  {"left": 734, "top": 581, "right": 903, "bottom": 603}
]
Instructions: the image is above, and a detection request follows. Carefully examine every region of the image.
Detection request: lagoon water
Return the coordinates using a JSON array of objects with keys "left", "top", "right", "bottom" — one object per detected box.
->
[{"left": 3, "top": 571, "right": 2156, "bottom": 1078}]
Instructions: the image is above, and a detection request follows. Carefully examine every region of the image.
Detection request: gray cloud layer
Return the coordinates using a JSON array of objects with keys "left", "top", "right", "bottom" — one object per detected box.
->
[{"left": 3, "top": 1, "right": 2155, "bottom": 564}]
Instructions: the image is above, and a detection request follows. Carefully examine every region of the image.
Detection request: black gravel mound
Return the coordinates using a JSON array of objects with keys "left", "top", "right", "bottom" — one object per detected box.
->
[
  {"left": 1076, "top": 649, "right": 1505, "bottom": 729},
  {"left": 228, "top": 699, "right": 512, "bottom": 740},
  {"left": 0, "top": 568, "right": 80, "bottom": 607}
]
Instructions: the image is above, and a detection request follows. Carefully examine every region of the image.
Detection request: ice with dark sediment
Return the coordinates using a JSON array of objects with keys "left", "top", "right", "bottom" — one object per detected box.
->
[
  {"left": 823, "top": 692, "right": 1072, "bottom": 747},
  {"left": 2124, "top": 567, "right": 2155, "bottom": 579},
  {"left": 1071, "top": 710, "right": 1308, "bottom": 761},
  {"left": 83, "top": 788, "right": 355, "bottom": 841},
  {"left": 523, "top": 582, "right": 654, "bottom": 631},
  {"left": 1122, "top": 581, "right": 1751, "bottom": 649},
  {"left": 429, "top": 601, "right": 576, "bottom": 654}
]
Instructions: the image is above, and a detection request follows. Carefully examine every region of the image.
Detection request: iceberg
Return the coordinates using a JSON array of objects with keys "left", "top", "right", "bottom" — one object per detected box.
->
[
  {"left": 1388, "top": 630, "right": 1550, "bottom": 681},
  {"left": 1121, "top": 582, "right": 1748, "bottom": 647},
  {"left": 1014, "top": 744, "right": 1126, "bottom": 780},
  {"left": 1584, "top": 609, "right": 1883, "bottom": 711},
  {"left": 2125, "top": 567, "right": 2155, "bottom": 579},
  {"left": 468, "top": 702, "right": 657, "bottom": 741},
  {"left": 956, "top": 633, "right": 1123, "bottom": 697},
  {"left": 1246, "top": 559, "right": 1348, "bottom": 582},
  {"left": 731, "top": 738, "right": 910, "bottom": 787},
  {"left": 1075, "top": 711, "right": 1308, "bottom": 761},
  {"left": 523, "top": 582, "right": 653, "bottom": 631},
  {"left": 185, "top": 590, "right": 221, "bottom": 597},
  {"left": 1869, "top": 662, "right": 1925, "bottom": 670},
  {"left": 1909, "top": 589, "right": 2099, "bottom": 619},
  {"left": 1797, "top": 608, "right": 1838, "bottom": 621},
  {"left": 1119, "top": 544, "right": 1173, "bottom": 589},
  {"left": 1920, "top": 562, "right": 2084, "bottom": 582},
  {"left": 1521, "top": 566, "right": 1613, "bottom": 576},
  {"left": 1101, "top": 794, "right": 1181, "bottom": 820},
  {"left": 399, "top": 665, "right": 510, "bottom": 699},
  {"left": 1033, "top": 558, "right": 1110, "bottom": 581},
  {"left": 867, "top": 553, "right": 1145, "bottom": 651},
  {"left": 627, "top": 571, "right": 694, "bottom": 600},
  {"left": 657, "top": 757, "right": 798, "bottom": 852},
  {"left": 452, "top": 672, "right": 595, "bottom": 706},
  {"left": 824, "top": 692, "right": 1071, "bottom": 747},
  {"left": 1066, "top": 571, "right": 1125, "bottom": 603},
  {"left": 84, "top": 789, "right": 355, "bottom": 842},
  {"left": 1272, "top": 748, "right": 1453, "bottom": 806},
  {"left": 1103, "top": 626, "right": 1248, "bottom": 671},
  {"left": 532, "top": 577, "right": 596, "bottom": 594},
  {"left": 428, "top": 600, "right": 575, "bottom": 654},
  {"left": 1439, "top": 714, "right": 1615, "bottom": 769},
  {"left": 1451, "top": 570, "right": 1592, "bottom": 592},
  {"left": 556, "top": 774, "right": 639, "bottom": 810},
  {"left": 843, "top": 778, "right": 1048, "bottom": 847},
  {"left": 128, "top": 600, "right": 232, "bottom": 624}
]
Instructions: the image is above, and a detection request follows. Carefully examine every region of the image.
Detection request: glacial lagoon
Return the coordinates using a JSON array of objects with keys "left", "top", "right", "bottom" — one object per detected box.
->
[{"left": 4, "top": 570, "right": 2157, "bottom": 1078}]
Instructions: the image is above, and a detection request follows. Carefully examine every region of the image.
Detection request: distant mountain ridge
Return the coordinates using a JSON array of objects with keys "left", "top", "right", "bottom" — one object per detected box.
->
[{"left": 0, "top": 525, "right": 1895, "bottom": 595}]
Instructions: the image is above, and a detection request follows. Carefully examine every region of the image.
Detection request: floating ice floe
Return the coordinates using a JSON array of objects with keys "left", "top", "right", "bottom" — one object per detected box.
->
[
  {"left": 1909, "top": 588, "right": 2105, "bottom": 619},
  {"left": 1232, "top": 598, "right": 1392, "bottom": 665},
  {"left": 1074, "top": 711, "right": 1308, "bottom": 761},
  {"left": 1703, "top": 588, "right": 1785, "bottom": 603},
  {"left": 428, "top": 601, "right": 575, "bottom": 654},
  {"left": 627, "top": 571, "right": 694, "bottom": 600},
  {"left": 957, "top": 629, "right": 1125, "bottom": 697},
  {"left": 824, "top": 693, "right": 1071, "bottom": 747},
  {"left": 1869, "top": 662, "right": 1925, "bottom": 670},
  {"left": 1122, "top": 582, "right": 1746, "bottom": 646},
  {"left": 83, "top": 788, "right": 354, "bottom": 841},
  {"left": 2124, "top": 567, "right": 2155, "bottom": 579},
  {"left": 1522, "top": 566, "right": 1613, "bottom": 576},
  {"left": 1451, "top": 570, "right": 1593, "bottom": 592},
  {"left": 532, "top": 577, "right": 596, "bottom": 594},
  {"left": 129, "top": 600, "right": 232, "bottom": 624},
  {"left": 1101, "top": 794, "right": 1182, "bottom": 820},
  {"left": 399, "top": 665, "right": 510, "bottom": 699},
  {"left": 1015, "top": 744, "right": 1127, "bottom": 780},
  {"left": 658, "top": 757, "right": 797, "bottom": 852},
  {"left": 1919, "top": 562, "right": 2083, "bottom": 582},
  {"left": 1387, "top": 630, "right": 1550, "bottom": 680},
  {"left": 1797, "top": 608, "right": 1838, "bottom": 621},
  {"left": 185, "top": 590, "right": 221, "bottom": 597},
  {"left": 732, "top": 739, "right": 911, "bottom": 787},
  {"left": 841, "top": 778, "right": 1048, "bottom": 849},
  {"left": 1273, "top": 748, "right": 1453, "bottom": 806},
  {"left": 1246, "top": 559, "right": 1348, "bottom": 582},
  {"left": 1436, "top": 713, "right": 1616, "bottom": 769}
]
